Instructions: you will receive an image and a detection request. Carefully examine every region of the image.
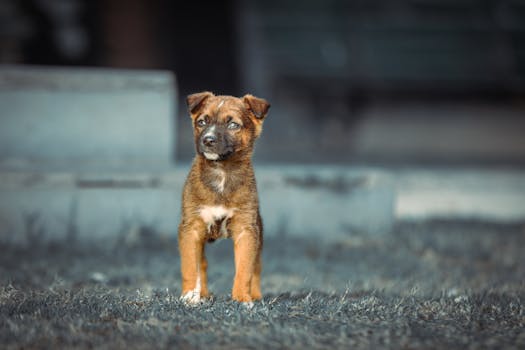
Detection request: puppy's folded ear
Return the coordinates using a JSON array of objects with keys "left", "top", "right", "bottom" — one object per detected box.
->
[
  {"left": 243, "top": 94, "right": 270, "bottom": 120},
  {"left": 187, "top": 91, "right": 214, "bottom": 115}
]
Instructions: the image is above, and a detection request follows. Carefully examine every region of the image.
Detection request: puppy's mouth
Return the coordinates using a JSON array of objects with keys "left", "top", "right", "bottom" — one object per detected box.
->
[
  {"left": 203, "top": 152, "right": 220, "bottom": 161},
  {"left": 202, "top": 150, "right": 233, "bottom": 161}
]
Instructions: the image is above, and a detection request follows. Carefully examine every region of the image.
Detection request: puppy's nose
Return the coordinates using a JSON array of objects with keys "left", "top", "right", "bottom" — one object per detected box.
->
[{"left": 203, "top": 135, "right": 217, "bottom": 147}]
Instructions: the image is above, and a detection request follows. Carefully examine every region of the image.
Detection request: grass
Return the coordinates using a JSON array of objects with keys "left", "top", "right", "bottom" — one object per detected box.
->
[{"left": 1, "top": 220, "right": 524, "bottom": 349}]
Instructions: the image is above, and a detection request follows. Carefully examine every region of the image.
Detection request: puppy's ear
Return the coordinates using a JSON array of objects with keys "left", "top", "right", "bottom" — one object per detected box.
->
[
  {"left": 243, "top": 94, "right": 270, "bottom": 120},
  {"left": 187, "top": 91, "right": 213, "bottom": 115}
]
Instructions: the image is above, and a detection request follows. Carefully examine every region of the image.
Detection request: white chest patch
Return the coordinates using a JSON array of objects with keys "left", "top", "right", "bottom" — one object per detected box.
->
[{"left": 199, "top": 205, "right": 236, "bottom": 238}]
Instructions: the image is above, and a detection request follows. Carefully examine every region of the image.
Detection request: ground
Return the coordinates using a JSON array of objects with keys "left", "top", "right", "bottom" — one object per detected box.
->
[{"left": 1, "top": 220, "right": 524, "bottom": 349}]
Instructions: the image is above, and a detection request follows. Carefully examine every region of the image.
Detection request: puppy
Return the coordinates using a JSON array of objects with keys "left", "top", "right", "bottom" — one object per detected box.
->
[{"left": 178, "top": 91, "right": 270, "bottom": 304}]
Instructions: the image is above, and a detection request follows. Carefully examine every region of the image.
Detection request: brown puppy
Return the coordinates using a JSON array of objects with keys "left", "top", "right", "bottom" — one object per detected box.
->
[{"left": 178, "top": 91, "right": 270, "bottom": 305}]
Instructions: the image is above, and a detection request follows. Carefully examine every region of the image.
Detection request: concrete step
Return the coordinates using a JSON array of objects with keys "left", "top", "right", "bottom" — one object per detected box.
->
[
  {"left": 0, "top": 166, "right": 393, "bottom": 244},
  {"left": 1, "top": 165, "right": 524, "bottom": 244},
  {"left": 0, "top": 65, "right": 177, "bottom": 170},
  {"left": 393, "top": 167, "right": 525, "bottom": 221}
]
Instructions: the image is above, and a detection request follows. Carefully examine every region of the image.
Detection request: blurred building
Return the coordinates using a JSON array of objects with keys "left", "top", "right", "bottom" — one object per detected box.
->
[{"left": 1, "top": 0, "right": 525, "bottom": 164}]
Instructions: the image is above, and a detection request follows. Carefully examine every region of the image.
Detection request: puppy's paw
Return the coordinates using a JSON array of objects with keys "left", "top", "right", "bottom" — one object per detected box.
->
[
  {"left": 180, "top": 290, "right": 201, "bottom": 305},
  {"left": 232, "top": 291, "right": 253, "bottom": 303},
  {"left": 250, "top": 291, "right": 262, "bottom": 301},
  {"left": 200, "top": 289, "right": 210, "bottom": 298},
  {"left": 242, "top": 301, "right": 254, "bottom": 310}
]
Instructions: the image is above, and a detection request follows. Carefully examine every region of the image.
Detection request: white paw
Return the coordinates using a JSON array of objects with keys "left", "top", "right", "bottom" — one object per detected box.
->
[
  {"left": 242, "top": 301, "right": 254, "bottom": 310},
  {"left": 180, "top": 291, "right": 201, "bottom": 305}
]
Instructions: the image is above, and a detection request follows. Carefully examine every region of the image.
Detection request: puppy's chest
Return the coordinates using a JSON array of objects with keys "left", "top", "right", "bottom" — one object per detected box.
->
[
  {"left": 199, "top": 205, "right": 236, "bottom": 241},
  {"left": 206, "top": 168, "right": 227, "bottom": 193}
]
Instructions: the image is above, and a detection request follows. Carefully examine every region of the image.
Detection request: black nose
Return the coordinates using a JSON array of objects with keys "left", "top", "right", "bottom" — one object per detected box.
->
[{"left": 203, "top": 135, "right": 217, "bottom": 147}]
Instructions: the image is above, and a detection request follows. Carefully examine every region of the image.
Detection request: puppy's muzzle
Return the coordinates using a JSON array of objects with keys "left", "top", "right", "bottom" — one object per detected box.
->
[
  {"left": 202, "top": 135, "right": 217, "bottom": 147},
  {"left": 199, "top": 128, "right": 233, "bottom": 160}
]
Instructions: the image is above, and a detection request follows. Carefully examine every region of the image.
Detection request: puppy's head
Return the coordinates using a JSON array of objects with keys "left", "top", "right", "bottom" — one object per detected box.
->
[{"left": 186, "top": 91, "right": 270, "bottom": 161}]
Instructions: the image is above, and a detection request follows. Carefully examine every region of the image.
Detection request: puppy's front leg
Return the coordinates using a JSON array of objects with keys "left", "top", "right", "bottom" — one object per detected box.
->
[
  {"left": 178, "top": 221, "right": 205, "bottom": 304},
  {"left": 250, "top": 250, "right": 262, "bottom": 301},
  {"left": 231, "top": 220, "right": 261, "bottom": 303}
]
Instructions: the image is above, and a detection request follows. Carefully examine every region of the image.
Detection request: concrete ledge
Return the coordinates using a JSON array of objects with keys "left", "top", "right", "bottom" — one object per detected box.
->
[
  {"left": 394, "top": 168, "right": 525, "bottom": 221},
  {"left": 257, "top": 166, "right": 394, "bottom": 237},
  {"left": 1, "top": 165, "right": 524, "bottom": 244},
  {"left": 0, "top": 65, "right": 177, "bottom": 170},
  {"left": 0, "top": 166, "right": 394, "bottom": 244}
]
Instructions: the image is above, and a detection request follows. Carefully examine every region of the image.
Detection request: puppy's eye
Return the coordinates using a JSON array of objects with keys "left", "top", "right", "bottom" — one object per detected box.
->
[
  {"left": 197, "top": 119, "right": 207, "bottom": 127},
  {"left": 227, "top": 122, "right": 241, "bottom": 130}
]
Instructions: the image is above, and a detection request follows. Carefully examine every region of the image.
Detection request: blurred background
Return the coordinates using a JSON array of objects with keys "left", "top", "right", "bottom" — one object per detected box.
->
[
  {"left": 2, "top": 0, "right": 524, "bottom": 163},
  {"left": 1, "top": 0, "right": 525, "bottom": 241}
]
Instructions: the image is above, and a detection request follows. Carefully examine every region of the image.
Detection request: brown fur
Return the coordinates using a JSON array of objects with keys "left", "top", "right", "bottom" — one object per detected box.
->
[{"left": 178, "top": 91, "right": 270, "bottom": 303}]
